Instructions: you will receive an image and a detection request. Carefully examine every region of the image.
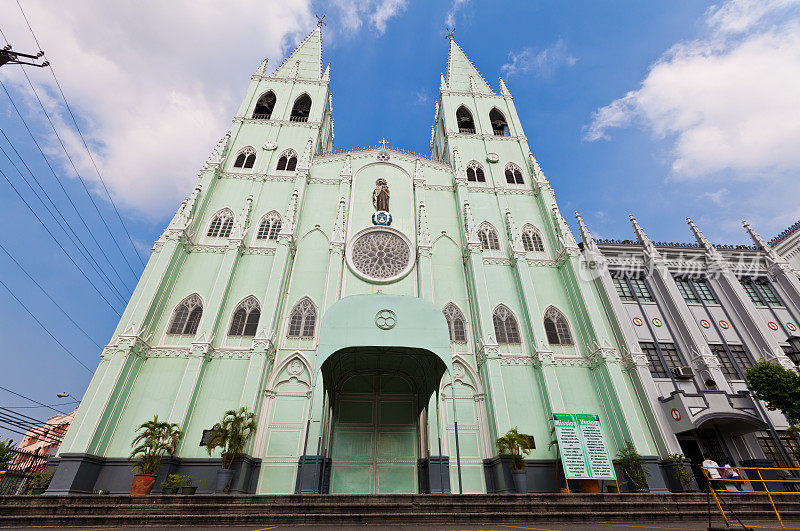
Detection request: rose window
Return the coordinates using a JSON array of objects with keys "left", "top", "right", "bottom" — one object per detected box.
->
[{"left": 350, "top": 230, "right": 412, "bottom": 281}]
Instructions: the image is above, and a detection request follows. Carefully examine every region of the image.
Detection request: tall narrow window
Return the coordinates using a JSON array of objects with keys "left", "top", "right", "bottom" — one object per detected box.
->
[
  {"left": 629, "top": 277, "right": 653, "bottom": 302},
  {"left": 168, "top": 294, "right": 203, "bottom": 335},
  {"left": 287, "top": 297, "right": 316, "bottom": 338},
  {"left": 489, "top": 108, "right": 509, "bottom": 136},
  {"left": 493, "top": 305, "right": 521, "bottom": 344},
  {"left": 252, "top": 91, "right": 276, "bottom": 119},
  {"left": 740, "top": 279, "right": 764, "bottom": 305},
  {"left": 504, "top": 163, "right": 524, "bottom": 184},
  {"left": 256, "top": 212, "right": 282, "bottom": 240},
  {"left": 290, "top": 94, "right": 312, "bottom": 122},
  {"left": 693, "top": 279, "right": 718, "bottom": 304},
  {"left": 276, "top": 149, "right": 298, "bottom": 172},
  {"left": 544, "top": 306, "right": 573, "bottom": 345},
  {"left": 756, "top": 280, "right": 781, "bottom": 306},
  {"left": 478, "top": 223, "right": 500, "bottom": 250},
  {"left": 233, "top": 146, "right": 256, "bottom": 169},
  {"left": 456, "top": 105, "right": 476, "bottom": 134},
  {"left": 640, "top": 342, "right": 682, "bottom": 378},
  {"left": 521, "top": 225, "right": 544, "bottom": 252},
  {"left": 466, "top": 161, "right": 486, "bottom": 182},
  {"left": 229, "top": 296, "right": 261, "bottom": 336},
  {"left": 443, "top": 303, "right": 467, "bottom": 342},
  {"left": 613, "top": 277, "right": 634, "bottom": 301},
  {"left": 675, "top": 278, "right": 699, "bottom": 303},
  {"left": 207, "top": 209, "right": 235, "bottom": 238}
]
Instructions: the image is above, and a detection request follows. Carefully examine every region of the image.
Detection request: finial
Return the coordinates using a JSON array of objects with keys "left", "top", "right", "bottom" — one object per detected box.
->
[
  {"left": 687, "top": 217, "right": 724, "bottom": 261},
  {"left": 742, "top": 220, "right": 784, "bottom": 265},
  {"left": 629, "top": 214, "right": 659, "bottom": 258},
  {"left": 378, "top": 138, "right": 389, "bottom": 149},
  {"left": 446, "top": 26, "right": 455, "bottom": 40},
  {"left": 316, "top": 14, "right": 326, "bottom": 28}
]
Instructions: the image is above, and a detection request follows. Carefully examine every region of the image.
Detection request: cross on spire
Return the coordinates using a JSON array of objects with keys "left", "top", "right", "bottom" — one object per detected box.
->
[
  {"left": 446, "top": 26, "right": 455, "bottom": 40},
  {"left": 378, "top": 138, "right": 389, "bottom": 149},
  {"left": 316, "top": 14, "right": 326, "bottom": 27}
]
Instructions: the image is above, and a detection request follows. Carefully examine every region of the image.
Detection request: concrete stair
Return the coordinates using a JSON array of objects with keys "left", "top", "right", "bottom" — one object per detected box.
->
[{"left": 1, "top": 493, "right": 799, "bottom": 527}]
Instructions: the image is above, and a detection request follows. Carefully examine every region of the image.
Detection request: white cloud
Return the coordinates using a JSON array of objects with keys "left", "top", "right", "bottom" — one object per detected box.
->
[
  {"left": 0, "top": 1, "right": 315, "bottom": 219},
  {"left": 333, "top": 0, "right": 407, "bottom": 35},
  {"left": 445, "top": 0, "right": 470, "bottom": 28},
  {"left": 701, "top": 188, "right": 729, "bottom": 206},
  {"left": 500, "top": 40, "right": 578, "bottom": 78},
  {"left": 413, "top": 91, "right": 428, "bottom": 106}
]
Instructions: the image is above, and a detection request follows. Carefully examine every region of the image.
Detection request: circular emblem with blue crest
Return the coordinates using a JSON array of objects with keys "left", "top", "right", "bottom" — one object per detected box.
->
[{"left": 372, "top": 210, "right": 392, "bottom": 226}]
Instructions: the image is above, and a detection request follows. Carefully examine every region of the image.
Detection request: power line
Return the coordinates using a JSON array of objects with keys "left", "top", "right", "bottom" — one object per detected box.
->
[
  {"left": 0, "top": 277, "right": 95, "bottom": 373},
  {"left": 0, "top": 386, "right": 67, "bottom": 415},
  {"left": 0, "top": 133, "right": 130, "bottom": 304},
  {"left": 2, "top": 401, "right": 78, "bottom": 410},
  {"left": 0, "top": 165, "right": 123, "bottom": 316},
  {"left": 14, "top": 0, "right": 145, "bottom": 269},
  {"left": 0, "top": 240, "right": 104, "bottom": 349},
  {"left": 0, "top": 415, "right": 65, "bottom": 446}
]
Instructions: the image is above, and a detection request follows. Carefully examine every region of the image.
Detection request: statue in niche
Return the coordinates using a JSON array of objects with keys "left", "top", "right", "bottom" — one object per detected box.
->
[{"left": 373, "top": 178, "right": 390, "bottom": 212}]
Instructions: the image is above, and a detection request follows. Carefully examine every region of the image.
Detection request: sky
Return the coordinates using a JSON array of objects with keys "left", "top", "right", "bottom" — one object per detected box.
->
[{"left": 1, "top": 0, "right": 799, "bottom": 441}]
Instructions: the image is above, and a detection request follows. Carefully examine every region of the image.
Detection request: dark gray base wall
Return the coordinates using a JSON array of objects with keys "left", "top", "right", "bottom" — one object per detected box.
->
[
  {"left": 659, "top": 459, "right": 699, "bottom": 493},
  {"left": 418, "top": 456, "right": 451, "bottom": 493},
  {"left": 46, "top": 453, "right": 261, "bottom": 495},
  {"left": 294, "top": 456, "right": 331, "bottom": 494}
]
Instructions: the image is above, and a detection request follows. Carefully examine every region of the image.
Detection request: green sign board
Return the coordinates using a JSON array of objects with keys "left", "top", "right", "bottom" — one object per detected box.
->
[{"left": 552, "top": 413, "right": 616, "bottom": 480}]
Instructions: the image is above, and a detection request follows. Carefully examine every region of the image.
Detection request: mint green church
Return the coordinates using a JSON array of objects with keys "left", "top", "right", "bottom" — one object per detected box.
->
[{"left": 51, "top": 26, "right": 672, "bottom": 495}]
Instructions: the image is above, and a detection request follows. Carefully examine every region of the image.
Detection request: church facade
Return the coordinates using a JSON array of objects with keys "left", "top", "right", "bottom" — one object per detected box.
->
[{"left": 50, "top": 26, "right": 798, "bottom": 496}]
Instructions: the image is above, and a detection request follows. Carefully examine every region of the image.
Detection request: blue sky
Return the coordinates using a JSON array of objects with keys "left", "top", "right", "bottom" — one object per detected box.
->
[{"left": 1, "top": 0, "right": 799, "bottom": 440}]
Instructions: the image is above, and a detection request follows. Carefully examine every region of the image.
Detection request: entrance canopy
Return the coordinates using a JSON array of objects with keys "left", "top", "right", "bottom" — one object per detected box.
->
[{"left": 316, "top": 294, "right": 452, "bottom": 407}]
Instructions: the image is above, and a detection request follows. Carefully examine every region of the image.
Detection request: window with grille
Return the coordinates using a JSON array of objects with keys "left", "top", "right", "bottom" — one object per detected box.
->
[
  {"left": 233, "top": 147, "right": 256, "bottom": 169},
  {"left": 287, "top": 297, "right": 316, "bottom": 338},
  {"left": 256, "top": 213, "right": 282, "bottom": 240},
  {"left": 504, "top": 163, "right": 524, "bottom": 185},
  {"left": 489, "top": 108, "right": 510, "bottom": 136},
  {"left": 709, "top": 344, "right": 741, "bottom": 380},
  {"left": 228, "top": 296, "right": 260, "bottom": 336},
  {"left": 693, "top": 279, "right": 718, "bottom": 304},
  {"left": 252, "top": 91, "right": 276, "bottom": 119},
  {"left": 740, "top": 278, "right": 765, "bottom": 305},
  {"left": 290, "top": 94, "right": 311, "bottom": 122},
  {"left": 493, "top": 305, "right": 521, "bottom": 344},
  {"left": 466, "top": 161, "right": 486, "bottom": 182},
  {"left": 168, "top": 294, "right": 203, "bottom": 335},
  {"left": 613, "top": 277, "right": 634, "bottom": 301},
  {"left": 640, "top": 342, "right": 682, "bottom": 378},
  {"left": 443, "top": 303, "right": 467, "bottom": 342},
  {"left": 478, "top": 223, "right": 500, "bottom": 250},
  {"left": 728, "top": 344, "right": 752, "bottom": 373},
  {"left": 756, "top": 281, "right": 781, "bottom": 306},
  {"left": 521, "top": 225, "right": 544, "bottom": 252},
  {"left": 756, "top": 431, "right": 800, "bottom": 469},
  {"left": 675, "top": 278, "right": 699, "bottom": 303},
  {"left": 456, "top": 105, "right": 476, "bottom": 133},
  {"left": 629, "top": 277, "right": 653, "bottom": 302},
  {"left": 782, "top": 344, "right": 800, "bottom": 366},
  {"left": 207, "top": 210, "right": 234, "bottom": 238},
  {"left": 544, "top": 307, "right": 573, "bottom": 345},
  {"left": 276, "top": 149, "right": 298, "bottom": 171}
]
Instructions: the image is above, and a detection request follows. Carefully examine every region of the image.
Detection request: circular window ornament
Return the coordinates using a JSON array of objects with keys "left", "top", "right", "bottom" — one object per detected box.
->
[
  {"left": 719, "top": 320, "right": 730, "bottom": 329},
  {"left": 376, "top": 151, "right": 390, "bottom": 162},
  {"left": 652, "top": 317, "right": 663, "bottom": 327},
  {"left": 788, "top": 322, "right": 797, "bottom": 332},
  {"left": 700, "top": 319, "right": 711, "bottom": 329},
  {"left": 768, "top": 321, "right": 779, "bottom": 331},
  {"left": 346, "top": 227, "right": 414, "bottom": 284},
  {"left": 486, "top": 153, "right": 500, "bottom": 163},
  {"left": 375, "top": 309, "right": 397, "bottom": 330},
  {"left": 632, "top": 317, "right": 643, "bottom": 327}
]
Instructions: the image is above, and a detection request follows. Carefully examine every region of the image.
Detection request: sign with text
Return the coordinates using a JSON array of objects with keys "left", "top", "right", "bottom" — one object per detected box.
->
[{"left": 552, "top": 413, "right": 616, "bottom": 480}]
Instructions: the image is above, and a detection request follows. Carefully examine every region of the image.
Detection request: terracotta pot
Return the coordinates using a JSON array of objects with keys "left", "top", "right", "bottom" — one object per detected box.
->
[
  {"left": 560, "top": 487, "right": 572, "bottom": 494},
  {"left": 130, "top": 474, "right": 158, "bottom": 495}
]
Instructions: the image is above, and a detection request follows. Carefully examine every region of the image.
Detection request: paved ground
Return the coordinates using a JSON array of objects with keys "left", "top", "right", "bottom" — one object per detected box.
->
[{"left": 3, "top": 522, "right": 788, "bottom": 531}]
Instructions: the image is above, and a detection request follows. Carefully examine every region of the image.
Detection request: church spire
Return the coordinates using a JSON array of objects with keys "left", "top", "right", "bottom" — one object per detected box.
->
[
  {"left": 272, "top": 26, "right": 323, "bottom": 80},
  {"left": 687, "top": 217, "right": 725, "bottom": 262},
  {"left": 630, "top": 214, "right": 661, "bottom": 262},
  {"left": 445, "top": 38, "right": 494, "bottom": 94}
]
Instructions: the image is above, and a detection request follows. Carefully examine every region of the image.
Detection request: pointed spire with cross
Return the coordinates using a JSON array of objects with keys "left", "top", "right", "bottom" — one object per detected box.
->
[
  {"left": 378, "top": 138, "right": 389, "bottom": 149},
  {"left": 316, "top": 14, "right": 326, "bottom": 28},
  {"left": 446, "top": 26, "right": 455, "bottom": 40}
]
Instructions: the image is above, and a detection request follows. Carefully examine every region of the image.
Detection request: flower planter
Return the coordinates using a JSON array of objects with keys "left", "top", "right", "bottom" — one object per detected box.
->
[
  {"left": 215, "top": 469, "right": 235, "bottom": 493},
  {"left": 30, "top": 487, "right": 47, "bottom": 495},
  {"left": 180, "top": 486, "right": 198, "bottom": 495},
  {"left": 161, "top": 486, "right": 179, "bottom": 495},
  {"left": 130, "top": 474, "right": 158, "bottom": 495},
  {"left": 512, "top": 469, "right": 527, "bottom": 493}
]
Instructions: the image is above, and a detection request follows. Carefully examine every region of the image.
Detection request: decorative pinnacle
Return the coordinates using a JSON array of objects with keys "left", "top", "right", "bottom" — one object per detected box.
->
[
  {"left": 742, "top": 220, "right": 784, "bottom": 265},
  {"left": 446, "top": 26, "right": 455, "bottom": 40},
  {"left": 575, "top": 211, "right": 594, "bottom": 245},
  {"left": 687, "top": 217, "right": 722, "bottom": 259},
  {"left": 316, "top": 14, "right": 326, "bottom": 28},
  {"left": 629, "top": 214, "right": 659, "bottom": 257}
]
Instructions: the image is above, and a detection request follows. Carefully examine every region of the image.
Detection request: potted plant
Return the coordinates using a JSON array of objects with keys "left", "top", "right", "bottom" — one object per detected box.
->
[
  {"left": 160, "top": 474, "right": 183, "bottom": 495},
  {"left": 129, "top": 415, "right": 182, "bottom": 495},
  {"left": 616, "top": 441, "right": 650, "bottom": 492},
  {"left": 0, "top": 439, "right": 15, "bottom": 472},
  {"left": 206, "top": 407, "right": 257, "bottom": 493},
  {"left": 496, "top": 427, "right": 534, "bottom": 493},
  {"left": 668, "top": 453, "right": 696, "bottom": 492},
  {"left": 180, "top": 474, "right": 200, "bottom": 495},
  {"left": 25, "top": 469, "right": 54, "bottom": 495}
]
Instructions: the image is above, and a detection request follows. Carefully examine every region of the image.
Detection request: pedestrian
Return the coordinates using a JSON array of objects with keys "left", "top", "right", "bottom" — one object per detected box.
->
[
  {"left": 702, "top": 455, "right": 722, "bottom": 490},
  {"left": 724, "top": 463, "right": 744, "bottom": 491}
]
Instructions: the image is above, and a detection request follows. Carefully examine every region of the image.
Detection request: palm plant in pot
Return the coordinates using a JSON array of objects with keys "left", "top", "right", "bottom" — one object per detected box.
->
[
  {"left": 617, "top": 441, "right": 650, "bottom": 492},
  {"left": 129, "top": 415, "right": 182, "bottom": 495},
  {"left": 206, "top": 407, "right": 257, "bottom": 493},
  {"left": 496, "top": 427, "right": 534, "bottom": 493}
]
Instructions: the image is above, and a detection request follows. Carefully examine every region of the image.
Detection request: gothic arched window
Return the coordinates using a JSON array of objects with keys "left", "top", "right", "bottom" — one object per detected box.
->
[
  {"left": 287, "top": 297, "right": 316, "bottom": 338},
  {"left": 207, "top": 209, "right": 235, "bottom": 238},
  {"left": 478, "top": 222, "right": 500, "bottom": 250},
  {"left": 276, "top": 149, "right": 298, "bottom": 172},
  {"left": 466, "top": 160, "right": 486, "bottom": 183},
  {"left": 229, "top": 296, "right": 261, "bottom": 336},
  {"left": 253, "top": 91, "right": 276, "bottom": 119},
  {"left": 544, "top": 306, "right": 573, "bottom": 346},
  {"left": 290, "top": 94, "right": 312, "bottom": 122},
  {"left": 493, "top": 305, "right": 521, "bottom": 344},
  {"left": 233, "top": 146, "right": 256, "bottom": 169},
  {"left": 489, "top": 108, "right": 509, "bottom": 136},
  {"left": 168, "top": 294, "right": 203, "bottom": 335},
  {"left": 456, "top": 105, "right": 476, "bottom": 134},
  {"left": 504, "top": 163, "right": 524, "bottom": 185},
  {"left": 521, "top": 224, "right": 545, "bottom": 252},
  {"left": 443, "top": 303, "right": 467, "bottom": 342},
  {"left": 256, "top": 212, "right": 282, "bottom": 240}
]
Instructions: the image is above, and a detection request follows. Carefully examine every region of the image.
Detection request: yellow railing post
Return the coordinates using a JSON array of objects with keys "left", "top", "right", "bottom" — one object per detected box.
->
[
  {"left": 703, "top": 466, "right": 728, "bottom": 526},
  {"left": 757, "top": 468, "right": 785, "bottom": 529}
]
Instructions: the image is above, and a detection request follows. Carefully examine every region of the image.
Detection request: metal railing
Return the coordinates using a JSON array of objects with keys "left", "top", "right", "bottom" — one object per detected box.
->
[
  {"left": 703, "top": 465, "right": 800, "bottom": 530},
  {"left": 251, "top": 113, "right": 272, "bottom": 120},
  {"left": 458, "top": 127, "right": 476, "bottom": 134},
  {"left": 289, "top": 115, "right": 308, "bottom": 122},
  {"left": 0, "top": 448, "right": 50, "bottom": 495}
]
